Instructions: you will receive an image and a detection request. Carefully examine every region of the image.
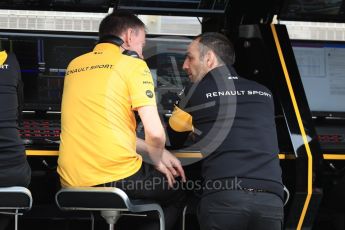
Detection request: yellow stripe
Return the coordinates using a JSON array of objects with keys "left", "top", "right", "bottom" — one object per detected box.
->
[
  {"left": 24, "top": 150, "right": 345, "bottom": 162},
  {"left": 26, "top": 149, "right": 277, "bottom": 159},
  {"left": 26, "top": 150, "right": 59, "bottom": 156},
  {"left": 25, "top": 150, "right": 345, "bottom": 162},
  {"left": 271, "top": 24, "right": 313, "bottom": 230},
  {"left": 323, "top": 154, "right": 345, "bottom": 160},
  {"left": 278, "top": 154, "right": 285, "bottom": 159},
  {"left": 174, "top": 152, "right": 203, "bottom": 158},
  {"left": 26, "top": 150, "right": 204, "bottom": 159},
  {"left": 279, "top": 154, "right": 296, "bottom": 160}
]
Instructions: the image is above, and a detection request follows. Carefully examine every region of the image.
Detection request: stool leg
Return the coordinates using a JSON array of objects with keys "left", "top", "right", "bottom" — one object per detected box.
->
[
  {"left": 101, "top": 211, "right": 120, "bottom": 230},
  {"left": 182, "top": 205, "right": 187, "bottom": 230},
  {"left": 90, "top": 211, "right": 95, "bottom": 230},
  {"left": 158, "top": 211, "right": 165, "bottom": 230},
  {"left": 14, "top": 209, "right": 18, "bottom": 230}
]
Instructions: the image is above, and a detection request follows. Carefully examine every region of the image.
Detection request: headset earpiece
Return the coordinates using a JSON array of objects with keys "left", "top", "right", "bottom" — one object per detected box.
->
[{"left": 98, "top": 35, "right": 140, "bottom": 59}]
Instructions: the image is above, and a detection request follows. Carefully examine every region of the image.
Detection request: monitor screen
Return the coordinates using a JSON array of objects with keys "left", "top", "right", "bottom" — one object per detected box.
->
[
  {"left": 279, "top": 0, "right": 345, "bottom": 22},
  {"left": 144, "top": 36, "right": 191, "bottom": 113},
  {"left": 291, "top": 40, "right": 345, "bottom": 117},
  {"left": 0, "top": 32, "right": 97, "bottom": 112}
]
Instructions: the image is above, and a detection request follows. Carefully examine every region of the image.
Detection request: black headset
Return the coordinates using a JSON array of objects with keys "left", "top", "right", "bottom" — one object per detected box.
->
[{"left": 98, "top": 35, "right": 140, "bottom": 59}]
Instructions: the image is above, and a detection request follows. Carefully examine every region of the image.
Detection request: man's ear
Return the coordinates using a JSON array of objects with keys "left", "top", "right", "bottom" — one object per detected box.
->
[
  {"left": 122, "top": 28, "right": 133, "bottom": 47},
  {"left": 206, "top": 50, "right": 218, "bottom": 68}
]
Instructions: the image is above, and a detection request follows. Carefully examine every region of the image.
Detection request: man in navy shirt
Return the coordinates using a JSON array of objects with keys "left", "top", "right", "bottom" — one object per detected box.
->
[
  {"left": 0, "top": 50, "right": 31, "bottom": 230},
  {"left": 168, "top": 33, "right": 284, "bottom": 230}
]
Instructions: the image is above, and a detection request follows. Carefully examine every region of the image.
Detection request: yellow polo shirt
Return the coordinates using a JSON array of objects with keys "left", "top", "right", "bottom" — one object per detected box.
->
[{"left": 57, "top": 43, "right": 156, "bottom": 187}]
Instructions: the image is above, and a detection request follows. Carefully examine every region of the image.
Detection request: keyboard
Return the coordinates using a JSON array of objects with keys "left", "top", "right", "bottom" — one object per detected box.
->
[{"left": 19, "top": 119, "right": 61, "bottom": 149}]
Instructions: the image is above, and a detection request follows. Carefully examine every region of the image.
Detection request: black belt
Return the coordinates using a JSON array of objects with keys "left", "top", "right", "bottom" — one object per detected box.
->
[{"left": 202, "top": 178, "right": 283, "bottom": 200}]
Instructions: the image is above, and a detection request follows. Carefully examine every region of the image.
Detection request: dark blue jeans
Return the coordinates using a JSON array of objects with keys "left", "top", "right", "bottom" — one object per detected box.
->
[{"left": 198, "top": 190, "right": 283, "bottom": 230}]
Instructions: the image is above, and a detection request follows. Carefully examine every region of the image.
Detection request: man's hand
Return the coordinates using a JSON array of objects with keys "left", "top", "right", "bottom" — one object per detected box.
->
[
  {"left": 155, "top": 161, "right": 176, "bottom": 188},
  {"left": 163, "top": 149, "right": 186, "bottom": 182},
  {"left": 155, "top": 149, "right": 186, "bottom": 187}
]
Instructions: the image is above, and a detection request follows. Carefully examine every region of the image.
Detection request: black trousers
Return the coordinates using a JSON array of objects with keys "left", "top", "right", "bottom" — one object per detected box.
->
[
  {"left": 0, "top": 158, "right": 31, "bottom": 230},
  {"left": 198, "top": 190, "right": 283, "bottom": 230},
  {"left": 0, "top": 216, "right": 10, "bottom": 230},
  {"left": 97, "top": 162, "right": 186, "bottom": 230}
]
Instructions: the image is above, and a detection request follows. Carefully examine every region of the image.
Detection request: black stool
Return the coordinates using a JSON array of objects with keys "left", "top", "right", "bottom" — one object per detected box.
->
[
  {"left": 0, "top": 187, "right": 32, "bottom": 230},
  {"left": 55, "top": 187, "right": 165, "bottom": 230}
]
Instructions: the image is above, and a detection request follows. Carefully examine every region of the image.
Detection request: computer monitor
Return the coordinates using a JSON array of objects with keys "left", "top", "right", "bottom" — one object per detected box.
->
[
  {"left": 0, "top": 32, "right": 190, "bottom": 113},
  {"left": 0, "top": 32, "right": 97, "bottom": 112},
  {"left": 0, "top": 0, "right": 112, "bottom": 13},
  {"left": 115, "top": 0, "right": 229, "bottom": 16},
  {"left": 291, "top": 39, "right": 345, "bottom": 118},
  {"left": 144, "top": 36, "right": 191, "bottom": 113}
]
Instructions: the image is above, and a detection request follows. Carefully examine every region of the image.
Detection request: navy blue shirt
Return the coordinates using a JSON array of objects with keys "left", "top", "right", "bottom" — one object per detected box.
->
[
  {"left": 168, "top": 65, "right": 283, "bottom": 199},
  {"left": 0, "top": 51, "right": 30, "bottom": 187}
]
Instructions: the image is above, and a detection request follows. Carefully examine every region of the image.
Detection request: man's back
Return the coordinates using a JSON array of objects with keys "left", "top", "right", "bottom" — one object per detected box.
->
[
  {"left": 193, "top": 67, "right": 280, "bottom": 178},
  {"left": 174, "top": 32, "right": 283, "bottom": 230},
  {"left": 0, "top": 52, "right": 23, "bottom": 154},
  {"left": 174, "top": 65, "right": 283, "bottom": 198},
  {"left": 0, "top": 51, "right": 31, "bottom": 187},
  {"left": 58, "top": 43, "right": 156, "bottom": 187}
]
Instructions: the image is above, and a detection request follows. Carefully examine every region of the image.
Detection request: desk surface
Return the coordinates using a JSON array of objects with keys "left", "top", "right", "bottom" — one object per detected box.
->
[{"left": 25, "top": 150, "right": 345, "bottom": 160}]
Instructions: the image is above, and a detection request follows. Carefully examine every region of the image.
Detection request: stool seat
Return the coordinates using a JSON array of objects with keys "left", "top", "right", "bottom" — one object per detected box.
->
[
  {"left": 0, "top": 186, "right": 33, "bottom": 230},
  {"left": 55, "top": 187, "right": 165, "bottom": 230},
  {"left": 0, "top": 186, "right": 32, "bottom": 210}
]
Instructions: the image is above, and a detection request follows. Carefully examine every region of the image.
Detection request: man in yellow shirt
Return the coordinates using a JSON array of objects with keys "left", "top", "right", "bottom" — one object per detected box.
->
[{"left": 57, "top": 12, "right": 186, "bottom": 230}]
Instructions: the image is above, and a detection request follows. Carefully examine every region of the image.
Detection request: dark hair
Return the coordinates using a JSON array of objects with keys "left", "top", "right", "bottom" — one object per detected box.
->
[
  {"left": 99, "top": 12, "right": 146, "bottom": 39},
  {"left": 195, "top": 32, "right": 235, "bottom": 65}
]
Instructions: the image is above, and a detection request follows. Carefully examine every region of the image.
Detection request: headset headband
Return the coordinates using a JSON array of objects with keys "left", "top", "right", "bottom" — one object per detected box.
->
[
  {"left": 98, "top": 35, "right": 140, "bottom": 59},
  {"left": 98, "top": 35, "right": 124, "bottom": 47}
]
